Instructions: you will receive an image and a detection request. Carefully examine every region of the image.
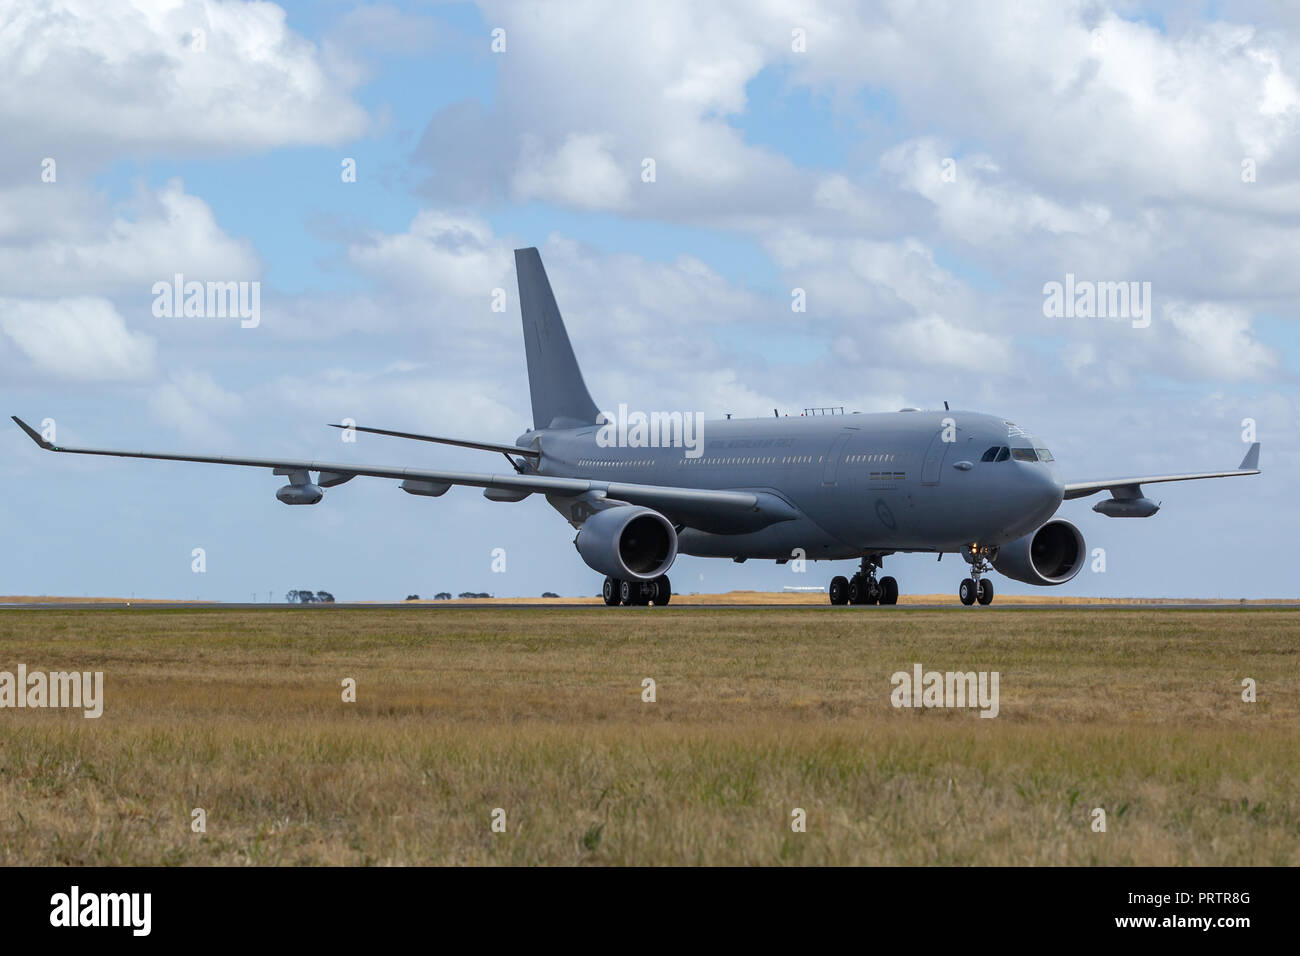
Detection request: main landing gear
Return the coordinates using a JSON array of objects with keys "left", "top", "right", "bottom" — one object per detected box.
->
[
  {"left": 829, "top": 555, "right": 898, "bottom": 606},
  {"left": 958, "top": 547, "right": 995, "bottom": 606},
  {"left": 603, "top": 575, "right": 671, "bottom": 607}
]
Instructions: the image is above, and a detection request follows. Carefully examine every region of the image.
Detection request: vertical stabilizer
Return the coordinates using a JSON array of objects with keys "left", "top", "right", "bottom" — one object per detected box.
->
[{"left": 514, "top": 247, "right": 601, "bottom": 429}]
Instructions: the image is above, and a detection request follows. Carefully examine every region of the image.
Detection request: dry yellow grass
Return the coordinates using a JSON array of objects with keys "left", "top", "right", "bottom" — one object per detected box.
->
[{"left": 0, "top": 606, "right": 1296, "bottom": 865}]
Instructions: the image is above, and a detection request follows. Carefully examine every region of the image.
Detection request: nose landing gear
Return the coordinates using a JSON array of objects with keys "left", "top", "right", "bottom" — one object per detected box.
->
[
  {"left": 958, "top": 546, "right": 996, "bottom": 606},
  {"left": 829, "top": 555, "right": 898, "bottom": 606}
]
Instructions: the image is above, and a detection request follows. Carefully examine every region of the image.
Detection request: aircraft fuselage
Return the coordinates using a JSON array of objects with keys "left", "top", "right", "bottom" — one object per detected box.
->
[{"left": 526, "top": 409, "right": 1064, "bottom": 561}]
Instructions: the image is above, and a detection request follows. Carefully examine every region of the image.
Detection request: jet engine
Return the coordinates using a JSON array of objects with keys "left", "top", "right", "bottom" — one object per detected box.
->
[
  {"left": 575, "top": 506, "right": 677, "bottom": 581},
  {"left": 991, "top": 518, "right": 1085, "bottom": 585}
]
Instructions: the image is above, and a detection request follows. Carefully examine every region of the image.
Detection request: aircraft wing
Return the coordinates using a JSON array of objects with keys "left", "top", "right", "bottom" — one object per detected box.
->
[
  {"left": 325, "top": 422, "right": 541, "bottom": 459},
  {"left": 11, "top": 416, "right": 797, "bottom": 532},
  {"left": 1063, "top": 442, "right": 1260, "bottom": 500}
]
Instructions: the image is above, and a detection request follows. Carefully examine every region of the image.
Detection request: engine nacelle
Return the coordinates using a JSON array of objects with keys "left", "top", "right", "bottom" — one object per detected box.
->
[
  {"left": 276, "top": 483, "right": 323, "bottom": 505},
  {"left": 992, "top": 518, "right": 1085, "bottom": 586},
  {"left": 575, "top": 506, "right": 677, "bottom": 582}
]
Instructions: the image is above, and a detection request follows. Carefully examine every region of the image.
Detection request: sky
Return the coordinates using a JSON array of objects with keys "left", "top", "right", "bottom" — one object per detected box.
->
[{"left": 1, "top": 0, "right": 1296, "bottom": 601}]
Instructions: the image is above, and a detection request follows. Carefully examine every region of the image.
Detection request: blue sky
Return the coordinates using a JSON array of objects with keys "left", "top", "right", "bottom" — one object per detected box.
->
[{"left": 1, "top": 0, "right": 1297, "bottom": 600}]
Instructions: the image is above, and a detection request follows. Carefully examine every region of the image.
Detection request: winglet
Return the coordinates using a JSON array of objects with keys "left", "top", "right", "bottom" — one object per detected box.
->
[
  {"left": 1239, "top": 442, "right": 1260, "bottom": 472},
  {"left": 12, "top": 416, "right": 55, "bottom": 450}
]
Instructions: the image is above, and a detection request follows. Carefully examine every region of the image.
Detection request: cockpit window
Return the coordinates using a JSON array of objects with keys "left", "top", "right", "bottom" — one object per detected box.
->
[
  {"left": 1035, "top": 447, "right": 1054, "bottom": 462},
  {"left": 995, "top": 446, "right": 1010, "bottom": 462},
  {"left": 1011, "top": 447, "right": 1038, "bottom": 462},
  {"left": 980, "top": 446, "right": 1001, "bottom": 462}
]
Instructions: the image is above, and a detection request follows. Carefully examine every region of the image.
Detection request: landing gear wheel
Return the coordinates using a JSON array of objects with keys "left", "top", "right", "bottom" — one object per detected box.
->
[
  {"left": 619, "top": 579, "right": 636, "bottom": 606},
  {"left": 848, "top": 574, "right": 867, "bottom": 605},
  {"left": 959, "top": 578, "right": 977, "bottom": 606},
  {"left": 652, "top": 575, "right": 671, "bottom": 606},
  {"left": 880, "top": 576, "right": 899, "bottom": 605},
  {"left": 829, "top": 575, "right": 849, "bottom": 606},
  {"left": 603, "top": 577, "right": 621, "bottom": 606},
  {"left": 977, "top": 578, "right": 993, "bottom": 606}
]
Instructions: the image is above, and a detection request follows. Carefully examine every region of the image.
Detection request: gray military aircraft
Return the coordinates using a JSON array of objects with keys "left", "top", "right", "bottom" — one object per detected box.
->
[{"left": 13, "top": 248, "right": 1261, "bottom": 606}]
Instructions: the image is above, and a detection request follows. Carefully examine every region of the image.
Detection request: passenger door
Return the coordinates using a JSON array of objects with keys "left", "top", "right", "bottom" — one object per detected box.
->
[
  {"left": 921, "top": 429, "right": 950, "bottom": 485},
  {"left": 821, "top": 432, "right": 853, "bottom": 486}
]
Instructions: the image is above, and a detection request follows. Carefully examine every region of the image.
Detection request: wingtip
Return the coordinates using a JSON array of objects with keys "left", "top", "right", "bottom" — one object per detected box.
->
[
  {"left": 1240, "top": 441, "right": 1261, "bottom": 472},
  {"left": 12, "top": 415, "right": 53, "bottom": 449}
]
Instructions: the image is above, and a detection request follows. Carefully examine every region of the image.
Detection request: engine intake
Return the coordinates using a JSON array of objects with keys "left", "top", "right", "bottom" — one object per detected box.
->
[
  {"left": 992, "top": 518, "right": 1085, "bottom": 586},
  {"left": 575, "top": 506, "right": 677, "bottom": 582}
]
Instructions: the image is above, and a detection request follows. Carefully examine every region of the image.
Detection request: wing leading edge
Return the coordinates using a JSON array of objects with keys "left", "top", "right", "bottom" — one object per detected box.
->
[
  {"left": 1063, "top": 442, "right": 1260, "bottom": 501},
  {"left": 11, "top": 416, "right": 797, "bottom": 532}
]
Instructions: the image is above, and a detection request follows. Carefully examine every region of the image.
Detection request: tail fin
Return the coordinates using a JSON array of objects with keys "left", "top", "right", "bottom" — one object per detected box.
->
[{"left": 514, "top": 247, "right": 601, "bottom": 429}]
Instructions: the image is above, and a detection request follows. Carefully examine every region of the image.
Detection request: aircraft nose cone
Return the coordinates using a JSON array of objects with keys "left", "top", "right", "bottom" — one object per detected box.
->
[{"left": 1025, "top": 464, "right": 1064, "bottom": 518}]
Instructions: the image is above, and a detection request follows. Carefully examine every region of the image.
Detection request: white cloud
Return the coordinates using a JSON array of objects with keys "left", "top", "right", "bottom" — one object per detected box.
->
[
  {"left": 148, "top": 369, "right": 246, "bottom": 440},
  {"left": 800, "top": 5, "right": 1300, "bottom": 200},
  {"left": 0, "top": 180, "right": 261, "bottom": 298},
  {"left": 881, "top": 138, "right": 1112, "bottom": 243},
  {"left": 347, "top": 210, "right": 512, "bottom": 300},
  {"left": 401, "top": 1, "right": 1300, "bottom": 318},
  {"left": 1163, "top": 301, "right": 1278, "bottom": 380},
  {"left": 0, "top": 296, "right": 156, "bottom": 381},
  {"left": 418, "top": 1, "right": 810, "bottom": 219},
  {"left": 0, "top": 0, "right": 368, "bottom": 170},
  {"left": 883, "top": 315, "right": 1013, "bottom": 371},
  {"left": 512, "top": 133, "right": 631, "bottom": 210}
]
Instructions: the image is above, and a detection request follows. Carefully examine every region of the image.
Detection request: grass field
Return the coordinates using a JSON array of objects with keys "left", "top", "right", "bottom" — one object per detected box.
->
[{"left": 0, "top": 606, "right": 1296, "bottom": 865}]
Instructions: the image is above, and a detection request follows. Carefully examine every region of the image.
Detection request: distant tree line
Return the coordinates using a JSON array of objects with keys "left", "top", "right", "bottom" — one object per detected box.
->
[
  {"left": 286, "top": 590, "right": 334, "bottom": 604},
  {"left": 403, "top": 592, "right": 505, "bottom": 600}
]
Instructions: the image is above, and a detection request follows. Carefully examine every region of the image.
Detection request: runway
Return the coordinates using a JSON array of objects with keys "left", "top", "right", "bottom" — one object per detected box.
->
[{"left": 2, "top": 601, "right": 1294, "bottom": 611}]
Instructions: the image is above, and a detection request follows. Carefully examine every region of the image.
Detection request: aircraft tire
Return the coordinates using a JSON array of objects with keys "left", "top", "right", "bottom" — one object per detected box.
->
[
  {"left": 977, "top": 578, "right": 994, "bottom": 606},
  {"left": 829, "top": 575, "right": 849, "bottom": 605},
  {"left": 959, "top": 578, "right": 977, "bottom": 606},
  {"left": 603, "top": 577, "right": 621, "bottom": 606},
  {"left": 653, "top": 575, "right": 671, "bottom": 606},
  {"left": 847, "top": 574, "right": 866, "bottom": 605},
  {"left": 880, "top": 576, "right": 899, "bottom": 605}
]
